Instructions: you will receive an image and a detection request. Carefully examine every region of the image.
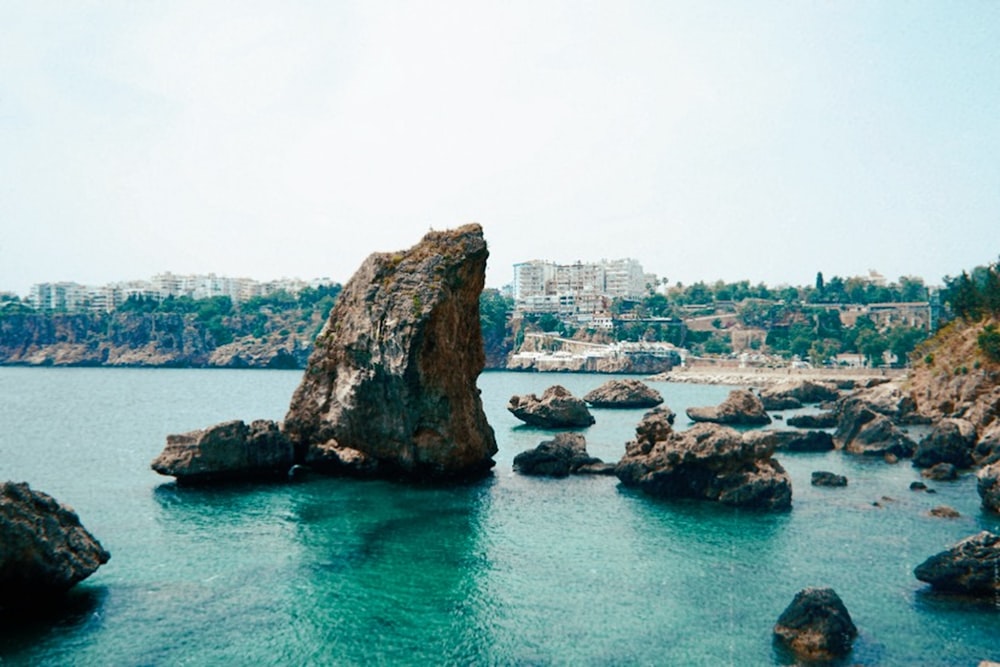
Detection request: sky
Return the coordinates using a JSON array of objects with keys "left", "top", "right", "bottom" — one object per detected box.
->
[{"left": 1, "top": 1, "right": 998, "bottom": 296}]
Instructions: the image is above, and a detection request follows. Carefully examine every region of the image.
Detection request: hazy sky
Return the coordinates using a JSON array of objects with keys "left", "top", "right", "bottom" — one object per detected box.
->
[{"left": 2, "top": 1, "right": 998, "bottom": 296}]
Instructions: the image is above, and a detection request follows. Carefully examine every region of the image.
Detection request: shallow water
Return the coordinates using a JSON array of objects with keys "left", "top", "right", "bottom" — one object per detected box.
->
[{"left": 1, "top": 368, "right": 998, "bottom": 665}]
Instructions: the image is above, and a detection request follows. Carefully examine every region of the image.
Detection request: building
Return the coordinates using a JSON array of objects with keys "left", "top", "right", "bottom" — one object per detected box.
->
[{"left": 512, "top": 258, "right": 655, "bottom": 317}]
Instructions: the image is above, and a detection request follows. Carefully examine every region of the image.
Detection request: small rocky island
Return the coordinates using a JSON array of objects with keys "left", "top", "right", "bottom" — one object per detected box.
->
[{"left": 153, "top": 224, "right": 498, "bottom": 482}]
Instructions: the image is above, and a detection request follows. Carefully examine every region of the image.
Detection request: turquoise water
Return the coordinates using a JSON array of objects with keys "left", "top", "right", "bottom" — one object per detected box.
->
[{"left": 1, "top": 367, "right": 998, "bottom": 665}]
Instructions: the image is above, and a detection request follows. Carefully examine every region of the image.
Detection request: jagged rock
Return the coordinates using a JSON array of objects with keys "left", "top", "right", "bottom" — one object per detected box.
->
[
  {"left": 811, "top": 471, "right": 847, "bottom": 487},
  {"left": 913, "top": 418, "right": 977, "bottom": 469},
  {"left": 773, "top": 587, "right": 857, "bottom": 662},
  {"left": 512, "top": 433, "right": 612, "bottom": 477},
  {"left": 914, "top": 531, "right": 1000, "bottom": 595},
  {"left": 772, "top": 430, "right": 835, "bottom": 453},
  {"left": 0, "top": 482, "right": 110, "bottom": 609},
  {"left": 921, "top": 462, "right": 959, "bottom": 481},
  {"left": 507, "top": 385, "right": 595, "bottom": 428},
  {"left": 760, "top": 380, "right": 840, "bottom": 411},
  {"left": 973, "top": 422, "right": 1000, "bottom": 465},
  {"left": 929, "top": 505, "right": 960, "bottom": 518},
  {"left": 151, "top": 419, "right": 294, "bottom": 483},
  {"left": 977, "top": 462, "right": 1000, "bottom": 513},
  {"left": 786, "top": 411, "right": 837, "bottom": 429},
  {"left": 583, "top": 379, "right": 664, "bottom": 408},
  {"left": 282, "top": 225, "right": 497, "bottom": 480},
  {"left": 685, "top": 389, "right": 771, "bottom": 426},
  {"left": 840, "top": 381, "right": 918, "bottom": 422},
  {"left": 834, "top": 402, "right": 916, "bottom": 458},
  {"left": 616, "top": 412, "right": 791, "bottom": 511}
]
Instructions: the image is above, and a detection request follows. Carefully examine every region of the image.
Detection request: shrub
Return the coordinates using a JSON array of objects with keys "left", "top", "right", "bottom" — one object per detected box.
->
[{"left": 978, "top": 324, "right": 1000, "bottom": 363}]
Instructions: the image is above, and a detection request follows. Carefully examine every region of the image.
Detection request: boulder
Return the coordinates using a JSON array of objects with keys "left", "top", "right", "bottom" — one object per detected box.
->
[
  {"left": 921, "top": 462, "right": 959, "bottom": 481},
  {"left": 0, "top": 482, "right": 110, "bottom": 609},
  {"left": 512, "top": 433, "right": 613, "bottom": 477},
  {"left": 282, "top": 224, "right": 497, "bottom": 480},
  {"left": 839, "top": 381, "right": 917, "bottom": 423},
  {"left": 616, "top": 412, "right": 792, "bottom": 511},
  {"left": 977, "top": 462, "right": 1000, "bottom": 513},
  {"left": 773, "top": 430, "right": 835, "bottom": 453},
  {"left": 773, "top": 587, "right": 857, "bottom": 662},
  {"left": 973, "top": 422, "right": 1000, "bottom": 465},
  {"left": 685, "top": 389, "right": 771, "bottom": 426},
  {"left": 760, "top": 380, "right": 840, "bottom": 411},
  {"left": 914, "top": 531, "right": 1000, "bottom": 595},
  {"left": 811, "top": 471, "right": 847, "bottom": 487},
  {"left": 786, "top": 411, "right": 837, "bottom": 429},
  {"left": 929, "top": 505, "right": 960, "bottom": 519},
  {"left": 583, "top": 379, "right": 664, "bottom": 408},
  {"left": 507, "top": 385, "right": 595, "bottom": 429},
  {"left": 834, "top": 403, "right": 916, "bottom": 458},
  {"left": 152, "top": 419, "right": 294, "bottom": 483},
  {"left": 913, "top": 418, "right": 977, "bottom": 469}
]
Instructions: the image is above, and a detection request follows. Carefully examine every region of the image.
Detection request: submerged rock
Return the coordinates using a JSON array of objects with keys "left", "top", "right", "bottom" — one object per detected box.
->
[
  {"left": 811, "top": 471, "right": 847, "bottom": 487},
  {"left": 583, "top": 379, "right": 663, "bottom": 408},
  {"left": 773, "top": 430, "right": 835, "bottom": 453},
  {"left": 921, "top": 462, "right": 959, "bottom": 481},
  {"left": 616, "top": 410, "right": 791, "bottom": 511},
  {"left": 786, "top": 411, "right": 837, "bottom": 429},
  {"left": 508, "top": 385, "right": 595, "bottom": 428},
  {"left": 773, "top": 587, "right": 857, "bottom": 662},
  {"left": 685, "top": 389, "right": 771, "bottom": 426},
  {"left": 513, "top": 433, "right": 613, "bottom": 477},
  {"left": 151, "top": 419, "right": 294, "bottom": 483},
  {"left": 282, "top": 224, "right": 497, "bottom": 481},
  {"left": 0, "top": 482, "right": 110, "bottom": 610},
  {"left": 914, "top": 531, "right": 1000, "bottom": 596}
]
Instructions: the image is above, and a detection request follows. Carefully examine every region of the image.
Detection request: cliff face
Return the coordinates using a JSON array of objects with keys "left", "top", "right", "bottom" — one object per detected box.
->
[
  {"left": 283, "top": 224, "right": 498, "bottom": 480},
  {"left": 907, "top": 317, "right": 1000, "bottom": 433},
  {"left": 0, "top": 312, "right": 316, "bottom": 368}
]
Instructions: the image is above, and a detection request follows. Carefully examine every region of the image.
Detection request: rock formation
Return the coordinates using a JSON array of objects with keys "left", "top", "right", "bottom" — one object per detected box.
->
[
  {"left": 507, "top": 385, "right": 595, "bottom": 428},
  {"left": 0, "top": 482, "right": 110, "bottom": 609},
  {"left": 772, "top": 430, "right": 835, "bottom": 453},
  {"left": 151, "top": 419, "right": 294, "bottom": 484},
  {"left": 685, "top": 389, "right": 771, "bottom": 426},
  {"left": 921, "top": 462, "right": 959, "bottom": 481},
  {"left": 773, "top": 587, "right": 857, "bottom": 662},
  {"left": 834, "top": 397, "right": 916, "bottom": 458},
  {"left": 914, "top": 531, "right": 1000, "bottom": 596},
  {"left": 281, "top": 224, "right": 497, "bottom": 480},
  {"left": 912, "top": 418, "right": 977, "bottom": 469},
  {"left": 615, "top": 409, "right": 792, "bottom": 511},
  {"left": 583, "top": 379, "right": 664, "bottom": 408},
  {"left": 760, "top": 379, "right": 840, "bottom": 411},
  {"left": 512, "top": 433, "right": 614, "bottom": 477},
  {"left": 786, "top": 411, "right": 837, "bottom": 429},
  {"left": 977, "top": 462, "right": 1000, "bottom": 513},
  {"left": 811, "top": 471, "right": 847, "bottom": 487}
]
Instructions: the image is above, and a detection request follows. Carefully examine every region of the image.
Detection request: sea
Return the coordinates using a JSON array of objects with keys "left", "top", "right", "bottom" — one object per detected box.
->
[{"left": 1, "top": 367, "right": 998, "bottom": 666}]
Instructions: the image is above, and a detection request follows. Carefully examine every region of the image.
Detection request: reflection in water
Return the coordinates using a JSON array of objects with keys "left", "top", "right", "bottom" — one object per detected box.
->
[{"left": 0, "top": 586, "right": 108, "bottom": 657}]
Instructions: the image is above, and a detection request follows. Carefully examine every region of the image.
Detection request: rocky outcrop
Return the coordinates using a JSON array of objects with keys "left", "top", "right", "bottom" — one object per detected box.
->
[
  {"left": 977, "top": 463, "right": 1000, "bottom": 513},
  {"left": 760, "top": 380, "right": 840, "bottom": 411},
  {"left": 0, "top": 482, "right": 110, "bottom": 609},
  {"left": 913, "top": 418, "right": 977, "bottom": 469},
  {"left": 512, "top": 433, "right": 614, "bottom": 477},
  {"left": 583, "top": 379, "right": 664, "bottom": 408},
  {"left": 151, "top": 420, "right": 294, "bottom": 483},
  {"left": 772, "top": 430, "right": 835, "bottom": 453},
  {"left": 282, "top": 225, "right": 497, "bottom": 481},
  {"left": 507, "top": 385, "right": 595, "bottom": 428},
  {"left": 922, "top": 462, "right": 959, "bottom": 481},
  {"left": 914, "top": 531, "right": 1000, "bottom": 596},
  {"left": 685, "top": 389, "right": 771, "bottom": 426},
  {"left": 615, "top": 410, "right": 792, "bottom": 511},
  {"left": 973, "top": 423, "right": 1000, "bottom": 465},
  {"left": 811, "top": 471, "right": 847, "bottom": 487},
  {"left": 773, "top": 587, "right": 857, "bottom": 662},
  {"left": 786, "top": 411, "right": 837, "bottom": 429},
  {"left": 834, "top": 394, "right": 916, "bottom": 458}
]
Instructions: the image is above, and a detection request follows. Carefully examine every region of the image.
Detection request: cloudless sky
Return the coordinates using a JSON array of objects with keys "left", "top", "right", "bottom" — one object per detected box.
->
[{"left": 1, "top": 1, "right": 998, "bottom": 296}]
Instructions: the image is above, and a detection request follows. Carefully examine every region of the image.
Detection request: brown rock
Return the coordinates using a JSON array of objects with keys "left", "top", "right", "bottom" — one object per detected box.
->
[
  {"left": 583, "top": 379, "right": 664, "bottom": 408},
  {"left": 685, "top": 389, "right": 771, "bottom": 426},
  {"left": 977, "top": 462, "right": 1000, "bottom": 513},
  {"left": 0, "top": 482, "right": 110, "bottom": 609},
  {"left": 152, "top": 419, "right": 294, "bottom": 483},
  {"left": 512, "top": 433, "right": 608, "bottom": 477},
  {"left": 508, "top": 385, "right": 595, "bottom": 428},
  {"left": 914, "top": 531, "right": 1000, "bottom": 595},
  {"left": 282, "top": 224, "right": 497, "bottom": 480},
  {"left": 773, "top": 587, "right": 857, "bottom": 662}
]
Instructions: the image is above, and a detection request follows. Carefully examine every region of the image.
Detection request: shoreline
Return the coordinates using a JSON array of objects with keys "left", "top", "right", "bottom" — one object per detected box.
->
[{"left": 647, "top": 366, "right": 908, "bottom": 387}]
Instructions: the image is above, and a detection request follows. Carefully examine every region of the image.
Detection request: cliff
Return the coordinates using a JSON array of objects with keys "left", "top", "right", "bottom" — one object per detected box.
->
[{"left": 0, "top": 310, "right": 322, "bottom": 368}]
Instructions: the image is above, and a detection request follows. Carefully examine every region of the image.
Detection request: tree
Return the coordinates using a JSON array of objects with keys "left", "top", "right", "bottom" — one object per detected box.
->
[{"left": 815, "top": 271, "right": 825, "bottom": 293}]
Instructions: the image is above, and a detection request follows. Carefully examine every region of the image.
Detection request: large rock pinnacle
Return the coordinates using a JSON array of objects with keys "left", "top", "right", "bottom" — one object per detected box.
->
[{"left": 282, "top": 223, "right": 498, "bottom": 480}]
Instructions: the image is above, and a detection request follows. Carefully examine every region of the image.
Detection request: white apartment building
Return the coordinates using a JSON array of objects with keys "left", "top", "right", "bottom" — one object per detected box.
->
[{"left": 512, "top": 258, "right": 655, "bottom": 316}]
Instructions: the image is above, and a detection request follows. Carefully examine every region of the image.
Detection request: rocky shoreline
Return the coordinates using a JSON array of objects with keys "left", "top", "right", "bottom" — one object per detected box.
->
[{"left": 648, "top": 365, "right": 906, "bottom": 388}]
